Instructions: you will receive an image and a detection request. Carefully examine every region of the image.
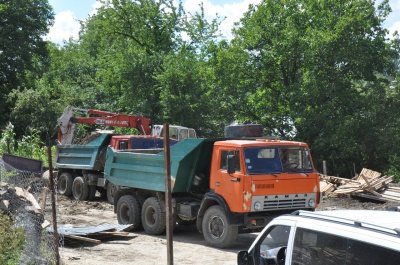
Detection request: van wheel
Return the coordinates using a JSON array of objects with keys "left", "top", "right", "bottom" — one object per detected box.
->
[
  {"left": 107, "top": 183, "right": 117, "bottom": 204},
  {"left": 141, "top": 197, "right": 166, "bottom": 235},
  {"left": 72, "top": 176, "right": 89, "bottom": 201},
  {"left": 116, "top": 195, "right": 141, "bottom": 231},
  {"left": 58, "top": 172, "right": 73, "bottom": 196},
  {"left": 202, "top": 205, "right": 238, "bottom": 248}
]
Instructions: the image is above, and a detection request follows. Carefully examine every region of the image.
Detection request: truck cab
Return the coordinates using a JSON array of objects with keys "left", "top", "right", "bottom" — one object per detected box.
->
[
  {"left": 110, "top": 135, "right": 178, "bottom": 151},
  {"left": 201, "top": 139, "right": 319, "bottom": 233}
]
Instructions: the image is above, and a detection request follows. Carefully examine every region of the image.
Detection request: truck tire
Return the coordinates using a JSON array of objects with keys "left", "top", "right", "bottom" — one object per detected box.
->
[
  {"left": 141, "top": 197, "right": 166, "bottom": 235},
  {"left": 224, "top": 124, "right": 263, "bottom": 138},
  {"left": 202, "top": 205, "right": 238, "bottom": 248},
  {"left": 107, "top": 183, "right": 117, "bottom": 204},
  {"left": 58, "top": 172, "right": 73, "bottom": 196},
  {"left": 87, "top": 185, "right": 97, "bottom": 201},
  {"left": 116, "top": 195, "right": 141, "bottom": 231},
  {"left": 72, "top": 176, "right": 89, "bottom": 201}
]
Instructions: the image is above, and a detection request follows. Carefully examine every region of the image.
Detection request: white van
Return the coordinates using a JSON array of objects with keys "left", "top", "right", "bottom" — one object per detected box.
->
[{"left": 237, "top": 210, "right": 400, "bottom": 265}]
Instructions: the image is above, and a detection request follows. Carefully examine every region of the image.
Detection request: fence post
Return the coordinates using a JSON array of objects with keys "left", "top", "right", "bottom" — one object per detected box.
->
[{"left": 47, "top": 146, "right": 60, "bottom": 265}]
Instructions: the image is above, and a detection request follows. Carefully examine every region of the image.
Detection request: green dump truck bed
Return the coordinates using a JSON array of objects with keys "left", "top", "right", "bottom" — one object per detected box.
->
[
  {"left": 104, "top": 138, "right": 215, "bottom": 193},
  {"left": 55, "top": 133, "right": 112, "bottom": 171}
]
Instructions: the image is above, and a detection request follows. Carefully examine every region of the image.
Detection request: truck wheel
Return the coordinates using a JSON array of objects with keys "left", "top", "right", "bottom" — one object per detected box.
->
[
  {"left": 72, "top": 176, "right": 89, "bottom": 201},
  {"left": 107, "top": 183, "right": 117, "bottom": 204},
  {"left": 202, "top": 205, "right": 238, "bottom": 248},
  {"left": 87, "top": 185, "right": 97, "bottom": 201},
  {"left": 141, "top": 197, "right": 166, "bottom": 235},
  {"left": 58, "top": 172, "right": 73, "bottom": 196},
  {"left": 116, "top": 195, "right": 141, "bottom": 231}
]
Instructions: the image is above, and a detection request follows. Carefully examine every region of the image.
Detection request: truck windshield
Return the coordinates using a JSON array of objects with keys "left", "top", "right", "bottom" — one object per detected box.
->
[{"left": 244, "top": 146, "right": 313, "bottom": 174}]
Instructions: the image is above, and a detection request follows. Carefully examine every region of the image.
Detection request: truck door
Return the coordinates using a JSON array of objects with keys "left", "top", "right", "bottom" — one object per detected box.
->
[{"left": 213, "top": 149, "right": 244, "bottom": 213}]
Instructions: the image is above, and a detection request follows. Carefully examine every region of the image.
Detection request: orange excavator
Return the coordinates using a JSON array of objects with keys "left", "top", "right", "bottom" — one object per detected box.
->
[{"left": 57, "top": 106, "right": 152, "bottom": 145}]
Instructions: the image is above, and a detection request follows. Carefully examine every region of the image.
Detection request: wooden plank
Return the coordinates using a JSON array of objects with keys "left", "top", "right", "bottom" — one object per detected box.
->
[
  {"left": 380, "top": 194, "right": 400, "bottom": 202},
  {"left": 41, "top": 187, "right": 48, "bottom": 214},
  {"left": 63, "top": 234, "right": 102, "bottom": 244},
  {"left": 360, "top": 173, "right": 375, "bottom": 191},
  {"left": 94, "top": 232, "right": 131, "bottom": 236}
]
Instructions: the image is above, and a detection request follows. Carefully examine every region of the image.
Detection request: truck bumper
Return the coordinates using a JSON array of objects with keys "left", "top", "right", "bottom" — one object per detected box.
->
[{"left": 241, "top": 208, "right": 314, "bottom": 229}]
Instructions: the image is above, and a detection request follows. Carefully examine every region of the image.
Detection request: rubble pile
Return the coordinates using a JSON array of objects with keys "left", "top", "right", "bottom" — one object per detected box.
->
[
  {"left": 0, "top": 182, "right": 44, "bottom": 215},
  {"left": 320, "top": 168, "right": 400, "bottom": 202}
]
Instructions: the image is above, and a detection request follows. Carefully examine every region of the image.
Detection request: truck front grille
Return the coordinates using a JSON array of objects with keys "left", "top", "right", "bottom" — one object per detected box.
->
[
  {"left": 251, "top": 193, "right": 316, "bottom": 212},
  {"left": 263, "top": 198, "right": 306, "bottom": 210}
]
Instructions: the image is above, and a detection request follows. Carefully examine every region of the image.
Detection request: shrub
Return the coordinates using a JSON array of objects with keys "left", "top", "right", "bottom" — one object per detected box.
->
[{"left": 0, "top": 212, "right": 25, "bottom": 265}]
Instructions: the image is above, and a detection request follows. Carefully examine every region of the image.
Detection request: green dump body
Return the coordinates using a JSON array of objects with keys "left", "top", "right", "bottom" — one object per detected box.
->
[
  {"left": 104, "top": 138, "right": 216, "bottom": 193},
  {"left": 55, "top": 134, "right": 112, "bottom": 171}
]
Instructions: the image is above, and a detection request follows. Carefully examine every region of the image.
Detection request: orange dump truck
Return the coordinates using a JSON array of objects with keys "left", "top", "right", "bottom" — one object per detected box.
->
[{"left": 105, "top": 137, "right": 320, "bottom": 248}]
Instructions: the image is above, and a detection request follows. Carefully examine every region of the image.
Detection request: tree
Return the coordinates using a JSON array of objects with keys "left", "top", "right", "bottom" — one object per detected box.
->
[
  {"left": 225, "top": 0, "right": 399, "bottom": 176},
  {"left": 0, "top": 0, "right": 54, "bottom": 128}
]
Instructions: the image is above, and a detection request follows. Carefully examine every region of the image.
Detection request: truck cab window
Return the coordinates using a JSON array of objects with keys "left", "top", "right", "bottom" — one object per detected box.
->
[
  {"left": 244, "top": 147, "right": 282, "bottom": 174},
  {"left": 119, "top": 141, "right": 128, "bottom": 150},
  {"left": 258, "top": 225, "right": 290, "bottom": 265},
  {"left": 220, "top": 150, "right": 240, "bottom": 172},
  {"left": 279, "top": 147, "right": 313, "bottom": 173}
]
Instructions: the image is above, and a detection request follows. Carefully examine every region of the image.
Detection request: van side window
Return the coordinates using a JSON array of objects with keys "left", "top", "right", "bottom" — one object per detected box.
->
[
  {"left": 292, "top": 228, "right": 400, "bottom": 265},
  {"left": 347, "top": 237, "right": 400, "bottom": 264},
  {"left": 292, "top": 228, "right": 346, "bottom": 265},
  {"left": 220, "top": 150, "right": 241, "bottom": 172},
  {"left": 258, "top": 225, "right": 290, "bottom": 265}
]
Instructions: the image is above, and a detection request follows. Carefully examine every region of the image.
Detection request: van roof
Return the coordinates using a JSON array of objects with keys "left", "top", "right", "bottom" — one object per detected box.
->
[{"left": 291, "top": 210, "right": 400, "bottom": 237}]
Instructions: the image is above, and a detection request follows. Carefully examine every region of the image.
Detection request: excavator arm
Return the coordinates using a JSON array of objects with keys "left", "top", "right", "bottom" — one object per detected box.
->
[{"left": 57, "top": 106, "right": 152, "bottom": 145}]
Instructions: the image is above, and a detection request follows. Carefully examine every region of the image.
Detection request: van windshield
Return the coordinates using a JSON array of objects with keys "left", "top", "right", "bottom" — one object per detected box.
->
[{"left": 244, "top": 146, "right": 313, "bottom": 174}]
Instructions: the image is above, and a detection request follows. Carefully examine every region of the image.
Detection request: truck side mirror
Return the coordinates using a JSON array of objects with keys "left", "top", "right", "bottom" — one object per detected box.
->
[
  {"left": 237, "top": 250, "right": 249, "bottom": 265},
  {"left": 227, "top": 155, "right": 236, "bottom": 174}
]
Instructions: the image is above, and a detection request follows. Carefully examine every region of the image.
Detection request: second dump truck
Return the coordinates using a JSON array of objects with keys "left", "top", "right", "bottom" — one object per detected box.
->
[{"left": 105, "top": 136, "right": 321, "bottom": 248}]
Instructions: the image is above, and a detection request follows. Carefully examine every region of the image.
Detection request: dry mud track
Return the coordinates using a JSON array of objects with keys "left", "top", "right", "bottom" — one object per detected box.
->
[{"left": 58, "top": 195, "right": 399, "bottom": 265}]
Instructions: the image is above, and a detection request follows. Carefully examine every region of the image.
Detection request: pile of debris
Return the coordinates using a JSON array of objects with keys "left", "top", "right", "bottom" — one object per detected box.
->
[
  {"left": 320, "top": 168, "right": 400, "bottom": 202},
  {"left": 0, "top": 182, "right": 45, "bottom": 219}
]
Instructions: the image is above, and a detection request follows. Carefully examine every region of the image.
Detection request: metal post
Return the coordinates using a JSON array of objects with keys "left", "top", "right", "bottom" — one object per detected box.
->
[
  {"left": 47, "top": 146, "right": 60, "bottom": 265},
  {"left": 163, "top": 123, "right": 173, "bottom": 265},
  {"left": 323, "top": 160, "right": 327, "bottom": 175}
]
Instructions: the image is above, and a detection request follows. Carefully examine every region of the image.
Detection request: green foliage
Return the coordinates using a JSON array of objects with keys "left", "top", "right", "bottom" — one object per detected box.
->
[
  {"left": 0, "top": 123, "right": 16, "bottom": 154},
  {"left": 0, "top": 0, "right": 54, "bottom": 127},
  {"left": 2, "top": 0, "right": 400, "bottom": 178},
  {"left": 385, "top": 155, "right": 400, "bottom": 182},
  {"left": 114, "top": 127, "right": 140, "bottom": 135},
  {"left": 0, "top": 212, "right": 25, "bottom": 265},
  {"left": 0, "top": 123, "right": 53, "bottom": 167},
  {"left": 226, "top": 0, "right": 400, "bottom": 176}
]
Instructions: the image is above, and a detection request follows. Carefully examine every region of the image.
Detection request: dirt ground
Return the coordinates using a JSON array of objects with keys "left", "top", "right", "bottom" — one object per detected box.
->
[{"left": 55, "top": 193, "right": 400, "bottom": 265}]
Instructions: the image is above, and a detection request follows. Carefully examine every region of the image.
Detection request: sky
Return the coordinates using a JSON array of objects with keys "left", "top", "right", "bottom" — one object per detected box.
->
[{"left": 46, "top": 0, "right": 400, "bottom": 45}]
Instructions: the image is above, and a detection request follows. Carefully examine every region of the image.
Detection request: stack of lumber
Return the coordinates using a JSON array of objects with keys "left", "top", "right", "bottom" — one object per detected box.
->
[{"left": 319, "top": 168, "right": 400, "bottom": 202}]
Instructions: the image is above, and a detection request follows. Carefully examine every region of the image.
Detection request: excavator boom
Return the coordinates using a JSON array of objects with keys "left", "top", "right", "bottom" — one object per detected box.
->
[{"left": 57, "top": 106, "right": 152, "bottom": 145}]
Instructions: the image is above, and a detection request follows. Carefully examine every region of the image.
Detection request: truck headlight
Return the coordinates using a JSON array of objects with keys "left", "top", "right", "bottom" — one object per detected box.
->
[
  {"left": 254, "top": 201, "right": 262, "bottom": 211},
  {"left": 308, "top": 198, "right": 316, "bottom": 207}
]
